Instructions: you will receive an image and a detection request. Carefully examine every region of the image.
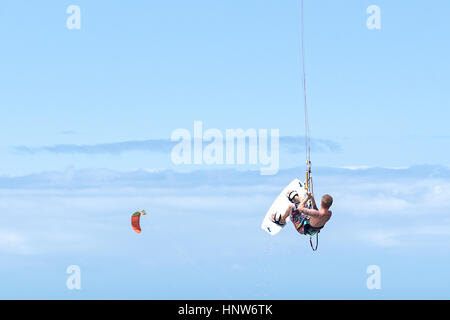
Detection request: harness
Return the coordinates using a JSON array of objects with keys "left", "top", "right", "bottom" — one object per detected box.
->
[
  {"left": 293, "top": 209, "right": 322, "bottom": 251},
  {"left": 306, "top": 222, "right": 321, "bottom": 251}
]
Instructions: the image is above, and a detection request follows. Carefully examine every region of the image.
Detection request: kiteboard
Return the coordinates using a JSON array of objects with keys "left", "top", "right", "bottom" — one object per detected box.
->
[{"left": 261, "top": 179, "right": 305, "bottom": 236}]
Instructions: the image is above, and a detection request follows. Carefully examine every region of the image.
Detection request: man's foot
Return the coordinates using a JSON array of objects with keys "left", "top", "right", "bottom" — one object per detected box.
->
[
  {"left": 287, "top": 190, "right": 304, "bottom": 204},
  {"left": 271, "top": 213, "right": 286, "bottom": 226}
]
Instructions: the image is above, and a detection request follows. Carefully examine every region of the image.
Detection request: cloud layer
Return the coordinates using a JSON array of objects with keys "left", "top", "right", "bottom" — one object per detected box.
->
[
  {"left": 1, "top": 165, "right": 450, "bottom": 298},
  {"left": 1, "top": 165, "right": 450, "bottom": 249},
  {"left": 14, "top": 136, "right": 340, "bottom": 155}
]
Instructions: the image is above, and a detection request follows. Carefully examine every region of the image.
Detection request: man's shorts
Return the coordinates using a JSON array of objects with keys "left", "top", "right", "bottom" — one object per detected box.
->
[{"left": 289, "top": 204, "right": 310, "bottom": 235}]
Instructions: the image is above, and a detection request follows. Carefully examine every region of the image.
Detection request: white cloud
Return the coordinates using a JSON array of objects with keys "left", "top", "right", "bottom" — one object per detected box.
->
[
  {"left": 0, "top": 230, "right": 33, "bottom": 255},
  {"left": 359, "top": 224, "right": 450, "bottom": 248}
]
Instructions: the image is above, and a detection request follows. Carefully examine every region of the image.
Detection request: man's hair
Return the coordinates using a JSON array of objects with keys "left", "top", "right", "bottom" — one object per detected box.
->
[{"left": 321, "top": 194, "right": 333, "bottom": 209}]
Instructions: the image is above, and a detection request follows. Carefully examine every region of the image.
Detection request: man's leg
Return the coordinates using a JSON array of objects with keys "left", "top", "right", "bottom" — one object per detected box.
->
[
  {"left": 272, "top": 204, "right": 293, "bottom": 224},
  {"left": 280, "top": 204, "right": 293, "bottom": 223}
]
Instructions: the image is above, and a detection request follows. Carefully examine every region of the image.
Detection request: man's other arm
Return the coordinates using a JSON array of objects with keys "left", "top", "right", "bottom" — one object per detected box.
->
[{"left": 300, "top": 207, "right": 321, "bottom": 218}]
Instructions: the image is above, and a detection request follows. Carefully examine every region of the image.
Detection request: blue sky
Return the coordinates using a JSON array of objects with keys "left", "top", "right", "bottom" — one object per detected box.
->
[{"left": 0, "top": 0, "right": 450, "bottom": 299}]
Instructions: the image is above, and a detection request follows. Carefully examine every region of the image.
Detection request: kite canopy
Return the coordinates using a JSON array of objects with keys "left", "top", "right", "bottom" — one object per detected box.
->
[{"left": 131, "top": 210, "right": 147, "bottom": 234}]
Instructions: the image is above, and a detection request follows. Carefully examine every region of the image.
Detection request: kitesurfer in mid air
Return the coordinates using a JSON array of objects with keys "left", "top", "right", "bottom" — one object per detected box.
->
[{"left": 271, "top": 192, "right": 333, "bottom": 235}]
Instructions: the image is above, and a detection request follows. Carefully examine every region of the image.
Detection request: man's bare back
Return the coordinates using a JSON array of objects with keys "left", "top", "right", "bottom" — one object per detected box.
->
[
  {"left": 300, "top": 206, "right": 332, "bottom": 228},
  {"left": 299, "top": 193, "right": 333, "bottom": 228}
]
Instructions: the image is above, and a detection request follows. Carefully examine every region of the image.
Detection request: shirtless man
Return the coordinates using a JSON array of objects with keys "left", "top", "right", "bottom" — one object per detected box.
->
[{"left": 272, "top": 192, "right": 333, "bottom": 235}]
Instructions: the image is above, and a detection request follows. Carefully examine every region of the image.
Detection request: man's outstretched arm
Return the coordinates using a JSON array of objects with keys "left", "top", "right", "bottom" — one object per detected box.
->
[{"left": 298, "top": 195, "right": 310, "bottom": 209}]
